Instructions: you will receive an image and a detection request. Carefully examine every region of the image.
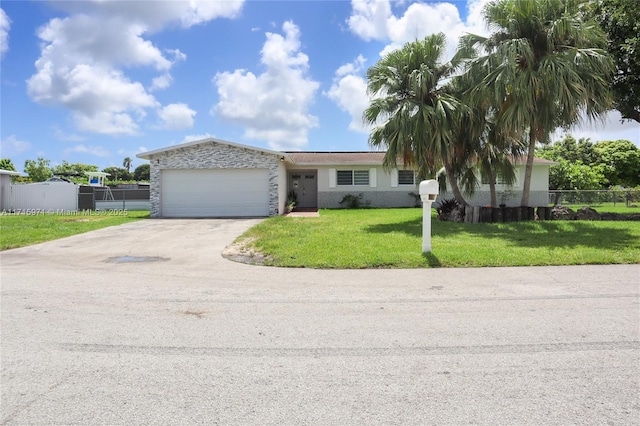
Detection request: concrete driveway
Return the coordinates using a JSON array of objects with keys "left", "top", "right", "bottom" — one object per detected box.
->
[{"left": 1, "top": 219, "right": 639, "bottom": 425}]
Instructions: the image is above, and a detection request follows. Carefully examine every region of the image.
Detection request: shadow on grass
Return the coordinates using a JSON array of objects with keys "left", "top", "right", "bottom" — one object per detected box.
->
[
  {"left": 422, "top": 252, "right": 442, "bottom": 267},
  {"left": 366, "top": 218, "right": 639, "bottom": 251}
]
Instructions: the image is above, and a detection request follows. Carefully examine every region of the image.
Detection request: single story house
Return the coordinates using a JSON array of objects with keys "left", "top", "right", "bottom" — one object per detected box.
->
[{"left": 137, "top": 137, "right": 554, "bottom": 218}]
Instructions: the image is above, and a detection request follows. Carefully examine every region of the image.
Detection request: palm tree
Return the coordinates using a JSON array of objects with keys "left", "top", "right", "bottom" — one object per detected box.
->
[
  {"left": 363, "top": 33, "right": 475, "bottom": 206},
  {"left": 462, "top": 0, "right": 614, "bottom": 206},
  {"left": 123, "top": 157, "right": 132, "bottom": 173}
]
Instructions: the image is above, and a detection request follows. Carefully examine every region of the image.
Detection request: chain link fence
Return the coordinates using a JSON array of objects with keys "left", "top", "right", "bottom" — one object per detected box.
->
[{"left": 549, "top": 190, "right": 640, "bottom": 207}]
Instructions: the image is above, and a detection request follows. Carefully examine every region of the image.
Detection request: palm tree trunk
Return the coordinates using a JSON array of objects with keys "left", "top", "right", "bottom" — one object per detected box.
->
[
  {"left": 443, "top": 158, "right": 468, "bottom": 206},
  {"left": 520, "top": 127, "right": 536, "bottom": 207},
  {"left": 488, "top": 174, "right": 497, "bottom": 207}
]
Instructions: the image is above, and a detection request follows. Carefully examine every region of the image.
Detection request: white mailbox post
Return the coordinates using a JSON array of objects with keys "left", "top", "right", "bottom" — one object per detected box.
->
[{"left": 419, "top": 180, "right": 439, "bottom": 253}]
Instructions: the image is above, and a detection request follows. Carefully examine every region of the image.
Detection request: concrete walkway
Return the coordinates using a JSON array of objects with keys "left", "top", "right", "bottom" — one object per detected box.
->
[{"left": 1, "top": 219, "right": 638, "bottom": 425}]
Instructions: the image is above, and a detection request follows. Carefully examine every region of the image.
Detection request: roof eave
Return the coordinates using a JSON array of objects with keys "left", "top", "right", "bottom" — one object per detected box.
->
[{"left": 136, "top": 137, "right": 287, "bottom": 160}]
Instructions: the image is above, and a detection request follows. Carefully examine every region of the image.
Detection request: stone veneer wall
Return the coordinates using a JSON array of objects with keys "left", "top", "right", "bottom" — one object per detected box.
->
[{"left": 148, "top": 142, "right": 281, "bottom": 217}]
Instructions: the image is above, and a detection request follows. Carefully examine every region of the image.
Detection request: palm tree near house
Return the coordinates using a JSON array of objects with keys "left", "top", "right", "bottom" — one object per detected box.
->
[
  {"left": 444, "top": 72, "right": 526, "bottom": 208},
  {"left": 123, "top": 157, "right": 132, "bottom": 173},
  {"left": 461, "top": 0, "right": 614, "bottom": 206},
  {"left": 363, "top": 33, "right": 476, "bottom": 206},
  {"left": 477, "top": 122, "right": 524, "bottom": 207}
]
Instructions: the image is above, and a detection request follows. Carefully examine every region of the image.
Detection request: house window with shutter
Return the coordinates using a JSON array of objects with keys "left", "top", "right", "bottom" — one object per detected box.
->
[
  {"left": 336, "top": 170, "right": 370, "bottom": 186},
  {"left": 398, "top": 170, "right": 415, "bottom": 185}
]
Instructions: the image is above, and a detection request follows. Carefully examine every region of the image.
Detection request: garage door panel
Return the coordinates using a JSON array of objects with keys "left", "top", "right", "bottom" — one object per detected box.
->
[{"left": 161, "top": 169, "right": 270, "bottom": 217}]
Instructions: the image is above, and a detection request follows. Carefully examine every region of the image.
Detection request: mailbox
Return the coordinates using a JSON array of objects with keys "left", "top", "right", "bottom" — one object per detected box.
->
[
  {"left": 418, "top": 179, "right": 439, "bottom": 253},
  {"left": 419, "top": 180, "right": 439, "bottom": 202}
]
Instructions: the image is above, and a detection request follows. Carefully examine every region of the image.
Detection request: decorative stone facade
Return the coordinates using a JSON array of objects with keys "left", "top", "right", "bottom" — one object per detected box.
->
[{"left": 146, "top": 141, "right": 281, "bottom": 217}]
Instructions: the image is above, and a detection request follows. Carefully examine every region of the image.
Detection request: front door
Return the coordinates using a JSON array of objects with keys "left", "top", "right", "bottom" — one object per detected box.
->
[{"left": 288, "top": 171, "right": 317, "bottom": 209}]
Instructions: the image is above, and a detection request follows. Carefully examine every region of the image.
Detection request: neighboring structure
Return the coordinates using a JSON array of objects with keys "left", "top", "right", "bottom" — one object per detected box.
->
[
  {"left": 0, "top": 169, "right": 21, "bottom": 211},
  {"left": 137, "top": 138, "right": 555, "bottom": 218}
]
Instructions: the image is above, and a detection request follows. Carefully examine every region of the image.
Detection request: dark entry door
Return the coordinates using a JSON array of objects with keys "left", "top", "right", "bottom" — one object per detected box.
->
[{"left": 289, "top": 171, "right": 317, "bottom": 209}]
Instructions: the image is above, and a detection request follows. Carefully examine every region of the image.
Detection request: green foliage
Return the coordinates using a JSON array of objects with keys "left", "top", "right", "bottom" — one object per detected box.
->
[
  {"left": 122, "top": 157, "right": 133, "bottom": 172},
  {"left": 133, "top": 163, "right": 150, "bottom": 181},
  {"left": 0, "top": 158, "right": 16, "bottom": 171},
  {"left": 594, "top": 139, "right": 640, "bottom": 187},
  {"left": 591, "top": 0, "right": 640, "bottom": 122},
  {"left": 102, "top": 166, "right": 132, "bottom": 182},
  {"left": 463, "top": 0, "right": 614, "bottom": 205},
  {"left": 23, "top": 157, "right": 52, "bottom": 182},
  {"left": 549, "top": 160, "right": 607, "bottom": 190},
  {"left": 339, "top": 193, "right": 365, "bottom": 208},
  {"left": 286, "top": 190, "right": 298, "bottom": 212},
  {"left": 364, "top": 33, "right": 475, "bottom": 206},
  {"left": 51, "top": 161, "right": 98, "bottom": 183},
  {"left": 538, "top": 135, "right": 640, "bottom": 189},
  {"left": 537, "top": 135, "right": 598, "bottom": 164}
]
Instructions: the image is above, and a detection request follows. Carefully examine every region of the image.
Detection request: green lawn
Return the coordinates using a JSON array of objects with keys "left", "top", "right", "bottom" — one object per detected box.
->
[
  {"left": 236, "top": 208, "right": 640, "bottom": 268},
  {"left": 0, "top": 211, "right": 149, "bottom": 250},
  {"left": 557, "top": 202, "right": 640, "bottom": 214}
]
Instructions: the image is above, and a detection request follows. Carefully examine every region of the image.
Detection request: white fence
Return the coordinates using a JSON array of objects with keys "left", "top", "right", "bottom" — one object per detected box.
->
[{"left": 6, "top": 182, "right": 78, "bottom": 212}]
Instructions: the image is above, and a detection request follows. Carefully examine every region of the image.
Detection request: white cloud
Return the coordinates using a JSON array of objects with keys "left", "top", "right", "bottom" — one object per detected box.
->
[
  {"left": 325, "top": 55, "right": 371, "bottom": 133},
  {"left": 1, "top": 135, "right": 31, "bottom": 156},
  {"left": 158, "top": 103, "right": 197, "bottom": 130},
  {"left": 181, "top": 134, "right": 215, "bottom": 144},
  {"left": 26, "top": 1, "right": 243, "bottom": 135},
  {"left": 66, "top": 144, "right": 111, "bottom": 158},
  {"left": 349, "top": 0, "right": 490, "bottom": 60},
  {"left": 150, "top": 73, "right": 174, "bottom": 91},
  {"left": 53, "top": 126, "right": 85, "bottom": 142},
  {"left": 348, "top": 0, "right": 391, "bottom": 41},
  {"left": 553, "top": 111, "right": 640, "bottom": 147},
  {"left": 213, "top": 21, "right": 320, "bottom": 150},
  {"left": 53, "top": 1, "right": 244, "bottom": 32},
  {"left": 0, "top": 8, "right": 9, "bottom": 57}
]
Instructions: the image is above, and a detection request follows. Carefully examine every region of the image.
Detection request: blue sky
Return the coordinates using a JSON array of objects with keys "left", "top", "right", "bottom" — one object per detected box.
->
[{"left": 1, "top": 0, "right": 638, "bottom": 172}]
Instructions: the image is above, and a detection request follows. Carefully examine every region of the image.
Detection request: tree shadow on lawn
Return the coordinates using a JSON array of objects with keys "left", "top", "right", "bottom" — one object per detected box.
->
[{"left": 366, "top": 218, "right": 640, "bottom": 251}]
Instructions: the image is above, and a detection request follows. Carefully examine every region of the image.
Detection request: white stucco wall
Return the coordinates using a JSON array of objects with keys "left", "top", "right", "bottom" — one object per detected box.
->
[
  {"left": 277, "top": 161, "right": 288, "bottom": 214},
  {"left": 444, "top": 164, "right": 551, "bottom": 207},
  {"left": 288, "top": 165, "right": 419, "bottom": 208}
]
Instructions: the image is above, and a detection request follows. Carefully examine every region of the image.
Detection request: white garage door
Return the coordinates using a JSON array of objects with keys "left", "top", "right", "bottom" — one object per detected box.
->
[{"left": 161, "top": 169, "right": 270, "bottom": 217}]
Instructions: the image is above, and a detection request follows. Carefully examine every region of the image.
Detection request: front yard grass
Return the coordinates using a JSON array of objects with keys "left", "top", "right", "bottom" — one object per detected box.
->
[
  {"left": 236, "top": 208, "right": 640, "bottom": 268},
  {"left": 0, "top": 211, "right": 149, "bottom": 250},
  {"left": 558, "top": 203, "right": 640, "bottom": 214}
]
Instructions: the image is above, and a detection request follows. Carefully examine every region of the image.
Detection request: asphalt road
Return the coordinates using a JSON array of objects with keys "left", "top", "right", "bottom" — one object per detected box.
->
[{"left": 1, "top": 219, "right": 639, "bottom": 425}]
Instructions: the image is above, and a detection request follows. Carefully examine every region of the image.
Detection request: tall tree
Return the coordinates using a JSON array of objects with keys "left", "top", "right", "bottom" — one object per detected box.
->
[
  {"left": 363, "top": 33, "right": 474, "bottom": 206},
  {"left": 102, "top": 167, "right": 131, "bottom": 182},
  {"left": 591, "top": 0, "right": 640, "bottom": 122},
  {"left": 594, "top": 139, "right": 640, "bottom": 187},
  {"left": 0, "top": 158, "right": 16, "bottom": 171},
  {"left": 463, "top": 0, "right": 614, "bottom": 206},
  {"left": 123, "top": 157, "right": 133, "bottom": 173},
  {"left": 133, "top": 163, "right": 150, "bottom": 181},
  {"left": 23, "top": 157, "right": 52, "bottom": 182},
  {"left": 455, "top": 70, "right": 527, "bottom": 207},
  {"left": 537, "top": 135, "right": 598, "bottom": 164}
]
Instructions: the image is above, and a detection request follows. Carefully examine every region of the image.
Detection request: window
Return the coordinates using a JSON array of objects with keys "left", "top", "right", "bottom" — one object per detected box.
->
[
  {"left": 482, "top": 172, "right": 510, "bottom": 185},
  {"left": 398, "top": 170, "right": 415, "bottom": 185},
  {"left": 337, "top": 170, "right": 369, "bottom": 186}
]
